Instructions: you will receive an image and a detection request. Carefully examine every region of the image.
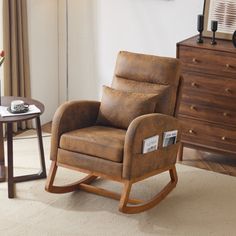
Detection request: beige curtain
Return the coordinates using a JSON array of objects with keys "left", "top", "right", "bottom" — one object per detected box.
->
[{"left": 3, "top": 0, "right": 32, "bottom": 131}]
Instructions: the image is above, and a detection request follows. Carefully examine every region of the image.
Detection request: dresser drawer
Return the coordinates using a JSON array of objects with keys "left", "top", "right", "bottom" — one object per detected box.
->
[
  {"left": 182, "top": 72, "right": 236, "bottom": 98},
  {"left": 180, "top": 118, "right": 236, "bottom": 153},
  {"left": 181, "top": 90, "right": 236, "bottom": 112},
  {"left": 178, "top": 46, "right": 236, "bottom": 77},
  {"left": 179, "top": 102, "right": 236, "bottom": 127}
]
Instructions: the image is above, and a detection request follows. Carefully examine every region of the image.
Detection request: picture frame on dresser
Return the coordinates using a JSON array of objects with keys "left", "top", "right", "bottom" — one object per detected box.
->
[{"left": 203, "top": 0, "right": 236, "bottom": 40}]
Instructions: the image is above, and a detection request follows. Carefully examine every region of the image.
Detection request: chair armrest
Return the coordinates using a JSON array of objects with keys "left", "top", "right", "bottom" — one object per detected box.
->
[
  {"left": 50, "top": 100, "right": 100, "bottom": 160},
  {"left": 123, "top": 113, "right": 182, "bottom": 179}
]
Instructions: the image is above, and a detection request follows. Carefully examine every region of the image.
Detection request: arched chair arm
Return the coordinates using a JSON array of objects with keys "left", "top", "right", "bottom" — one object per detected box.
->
[
  {"left": 50, "top": 100, "right": 100, "bottom": 161},
  {"left": 123, "top": 113, "right": 181, "bottom": 179}
]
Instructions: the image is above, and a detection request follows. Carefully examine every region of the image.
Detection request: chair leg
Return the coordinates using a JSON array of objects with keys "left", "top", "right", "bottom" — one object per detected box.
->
[
  {"left": 45, "top": 161, "right": 97, "bottom": 193},
  {"left": 119, "top": 166, "right": 178, "bottom": 214},
  {"left": 177, "top": 142, "right": 183, "bottom": 162},
  {"left": 119, "top": 180, "right": 132, "bottom": 211},
  {"left": 169, "top": 165, "right": 178, "bottom": 183},
  {"left": 46, "top": 162, "right": 178, "bottom": 214}
]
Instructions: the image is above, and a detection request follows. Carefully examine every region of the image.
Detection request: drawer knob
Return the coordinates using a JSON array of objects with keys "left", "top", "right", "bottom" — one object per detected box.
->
[
  {"left": 189, "top": 129, "right": 195, "bottom": 134},
  {"left": 191, "top": 82, "right": 197, "bottom": 87},
  {"left": 226, "top": 64, "right": 231, "bottom": 68},
  {"left": 221, "top": 136, "right": 226, "bottom": 141},
  {"left": 225, "top": 88, "right": 231, "bottom": 93},
  {"left": 190, "top": 105, "right": 197, "bottom": 110},
  {"left": 223, "top": 112, "right": 229, "bottom": 117},
  {"left": 192, "top": 58, "right": 198, "bottom": 63}
]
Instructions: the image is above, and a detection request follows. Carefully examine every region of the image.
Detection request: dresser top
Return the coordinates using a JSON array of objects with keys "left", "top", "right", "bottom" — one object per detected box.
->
[{"left": 177, "top": 35, "right": 236, "bottom": 54}]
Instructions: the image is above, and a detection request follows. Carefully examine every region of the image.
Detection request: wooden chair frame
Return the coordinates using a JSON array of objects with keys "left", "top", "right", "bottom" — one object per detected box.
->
[{"left": 45, "top": 161, "right": 178, "bottom": 214}]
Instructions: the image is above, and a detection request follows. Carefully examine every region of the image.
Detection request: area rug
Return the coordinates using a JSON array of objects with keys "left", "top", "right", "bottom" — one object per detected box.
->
[{"left": 0, "top": 134, "right": 236, "bottom": 236}]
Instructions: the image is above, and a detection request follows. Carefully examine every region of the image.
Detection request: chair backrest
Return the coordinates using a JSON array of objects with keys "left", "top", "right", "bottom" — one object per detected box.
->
[{"left": 111, "top": 51, "right": 181, "bottom": 116}]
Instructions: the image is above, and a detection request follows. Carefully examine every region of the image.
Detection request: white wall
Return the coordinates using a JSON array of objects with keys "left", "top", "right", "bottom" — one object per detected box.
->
[
  {"left": 58, "top": 0, "right": 67, "bottom": 104},
  {"left": 27, "top": 0, "right": 59, "bottom": 124},
  {"left": 67, "top": 0, "right": 97, "bottom": 101},
  {"left": 62, "top": 0, "right": 205, "bottom": 100},
  {"left": 94, "top": 0, "right": 205, "bottom": 93},
  {"left": 58, "top": 0, "right": 98, "bottom": 102}
]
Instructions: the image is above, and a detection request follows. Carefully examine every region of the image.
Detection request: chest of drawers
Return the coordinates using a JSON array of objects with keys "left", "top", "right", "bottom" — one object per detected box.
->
[{"left": 176, "top": 36, "right": 236, "bottom": 159}]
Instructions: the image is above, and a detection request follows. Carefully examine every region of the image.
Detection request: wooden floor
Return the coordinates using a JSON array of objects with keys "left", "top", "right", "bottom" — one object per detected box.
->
[
  {"left": 42, "top": 121, "right": 52, "bottom": 134},
  {"left": 42, "top": 122, "right": 236, "bottom": 177},
  {"left": 181, "top": 148, "right": 236, "bottom": 177}
]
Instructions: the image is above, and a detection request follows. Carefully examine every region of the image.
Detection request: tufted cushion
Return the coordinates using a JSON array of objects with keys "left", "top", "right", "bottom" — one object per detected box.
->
[{"left": 96, "top": 86, "right": 158, "bottom": 129}]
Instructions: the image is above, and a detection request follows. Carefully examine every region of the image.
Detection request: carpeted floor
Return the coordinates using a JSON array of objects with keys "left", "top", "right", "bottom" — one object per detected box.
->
[{"left": 0, "top": 132, "right": 236, "bottom": 236}]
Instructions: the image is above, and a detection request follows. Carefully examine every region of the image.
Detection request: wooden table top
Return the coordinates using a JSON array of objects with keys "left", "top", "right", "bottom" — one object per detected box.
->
[{"left": 0, "top": 96, "right": 44, "bottom": 123}]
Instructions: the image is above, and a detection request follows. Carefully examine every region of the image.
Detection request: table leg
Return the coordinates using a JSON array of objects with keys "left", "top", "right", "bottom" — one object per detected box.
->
[
  {"left": 13, "top": 117, "right": 47, "bottom": 184},
  {"left": 5, "top": 116, "right": 47, "bottom": 198},
  {"left": 0, "top": 123, "right": 6, "bottom": 182},
  {"left": 35, "top": 117, "right": 47, "bottom": 178},
  {"left": 7, "top": 123, "right": 14, "bottom": 198}
]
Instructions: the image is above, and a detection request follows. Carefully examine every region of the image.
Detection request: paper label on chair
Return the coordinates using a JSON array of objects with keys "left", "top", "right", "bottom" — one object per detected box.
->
[
  {"left": 162, "top": 130, "right": 178, "bottom": 147},
  {"left": 142, "top": 135, "right": 159, "bottom": 154}
]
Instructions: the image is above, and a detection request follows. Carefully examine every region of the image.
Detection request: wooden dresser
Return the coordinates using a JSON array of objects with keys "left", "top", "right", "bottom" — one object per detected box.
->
[{"left": 176, "top": 35, "right": 236, "bottom": 159}]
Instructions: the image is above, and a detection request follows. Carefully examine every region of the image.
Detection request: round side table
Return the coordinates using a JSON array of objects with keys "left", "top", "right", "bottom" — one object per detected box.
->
[{"left": 0, "top": 96, "right": 47, "bottom": 198}]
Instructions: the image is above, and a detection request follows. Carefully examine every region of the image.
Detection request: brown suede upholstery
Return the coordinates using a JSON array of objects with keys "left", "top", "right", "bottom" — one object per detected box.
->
[
  {"left": 49, "top": 51, "right": 182, "bottom": 180},
  {"left": 96, "top": 86, "right": 158, "bottom": 129},
  {"left": 57, "top": 149, "right": 123, "bottom": 178},
  {"left": 60, "top": 126, "right": 126, "bottom": 163},
  {"left": 47, "top": 51, "right": 183, "bottom": 213},
  {"left": 123, "top": 113, "right": 181, "bottom": 179},
  {"left": 50, "top": 100, "right": 100, "bottom": 161},
  {"left": 112, "top": 51, "right": 180, "bottom": 115},
  {"left": 112, "top": 78, "right": 172, "bottom": 115}
]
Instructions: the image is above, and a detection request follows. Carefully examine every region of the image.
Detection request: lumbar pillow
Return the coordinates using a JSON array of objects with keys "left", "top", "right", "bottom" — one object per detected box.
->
[
  {"left": 112, "top": 77, "right": 173, "bottom": 115},
  {"left": 96, "top": 86, "right": 158, "bottom": 129}
]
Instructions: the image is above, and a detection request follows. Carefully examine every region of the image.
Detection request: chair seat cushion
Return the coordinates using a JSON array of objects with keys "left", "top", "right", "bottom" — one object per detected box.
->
[{"left": 59, "top": 126, "right": 126, "bottom": 163}]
